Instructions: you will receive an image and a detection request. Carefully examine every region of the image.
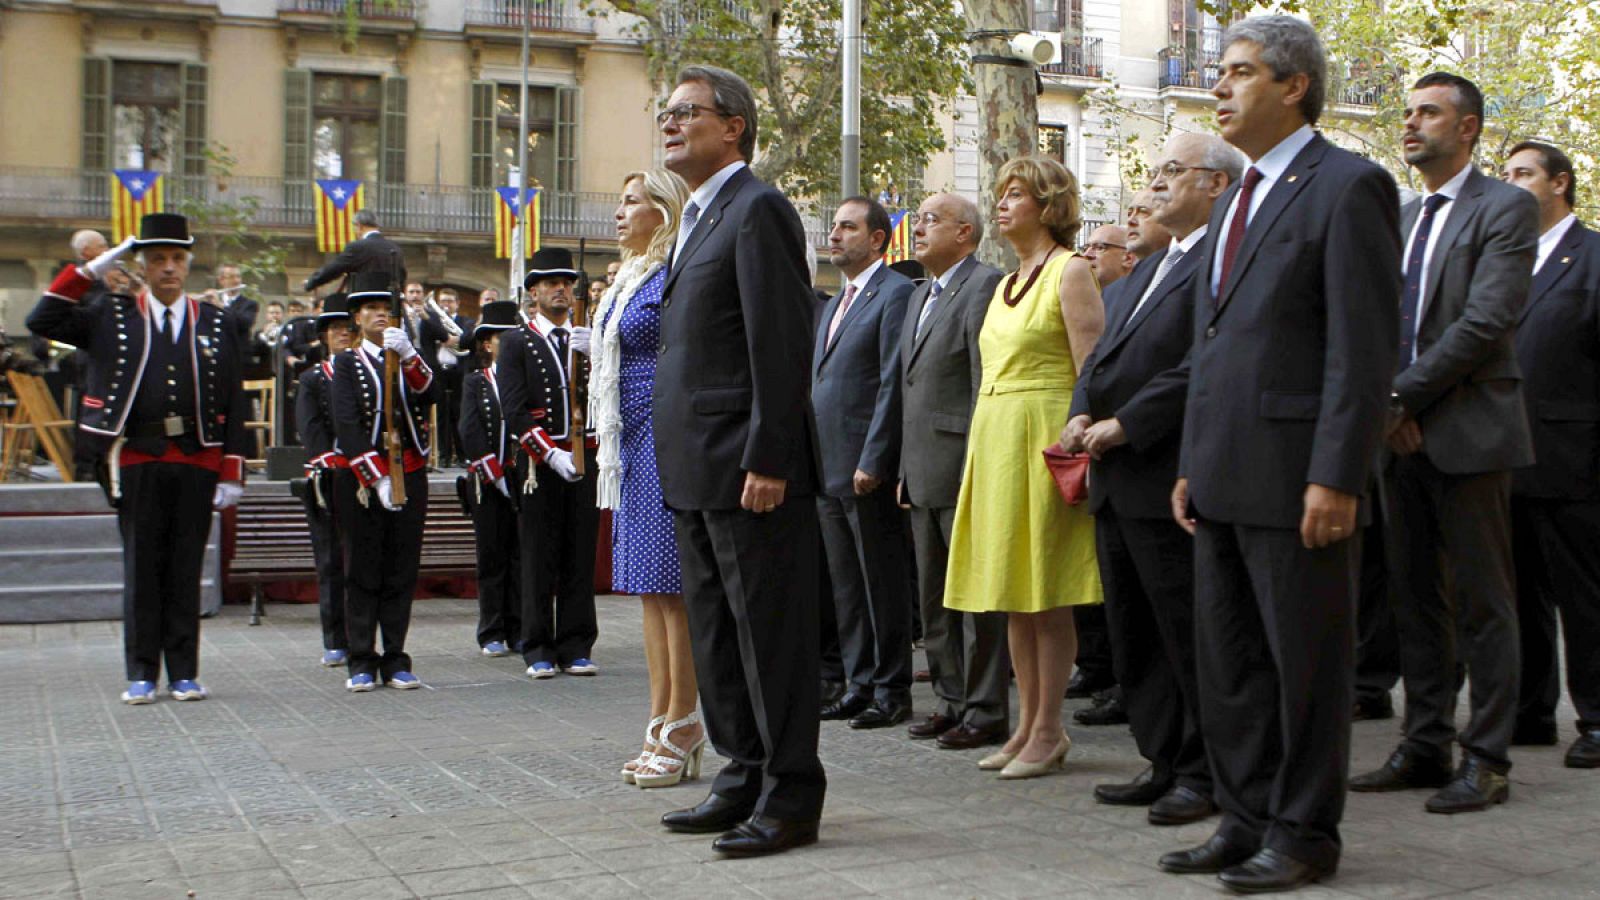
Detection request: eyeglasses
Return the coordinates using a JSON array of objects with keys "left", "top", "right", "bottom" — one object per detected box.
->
[
  {"left": 1083, "top": 241, "right": 1126, "bottom": 253},
  {"left": 914, "top": 212, "right": 943, "bottom": 227},
  {"left": 655, "top": 103, "right": 729, "bottom": 128},
  {"left": 1156, "top": 162, "right": 1222, "bottom": 180}
]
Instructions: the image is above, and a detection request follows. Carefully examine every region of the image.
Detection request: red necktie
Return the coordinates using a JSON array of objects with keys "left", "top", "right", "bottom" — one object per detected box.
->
[
  {"left": 827, "top": 284, "right": 858, "bottom": 346},
  {"left": 1217, "top": 166, "right": 1263, "bottom": 300}
]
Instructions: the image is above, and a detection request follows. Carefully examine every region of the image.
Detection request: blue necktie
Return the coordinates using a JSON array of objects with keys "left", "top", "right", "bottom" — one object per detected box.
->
[{"left": 1399, "top": 194, "right": 1449, "bottom": 371}]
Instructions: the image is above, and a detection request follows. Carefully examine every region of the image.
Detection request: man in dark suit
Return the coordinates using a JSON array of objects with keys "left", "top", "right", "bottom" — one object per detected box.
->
[
  {"left": 1500, "top": 140, "right": 1600, "bottom": 769},
  {"left": 1159, "top": 17, "right": 1400, "bottom": 892},
  {"left": 303, "top": 208, "right": 407, "bottom": 293},
  {"left": 897, "top": 192, "right": 1009, "bottom": 749},
  {"left": 207, "top": 263, "right": 258, "bottom": 350},
  {"left": 1350, "top": 73, "right": 1538, "bottom": 815},
  {"left": 812, "top": 196, "right": 916, "bottom": 730},
  {"left": 1067, "top": 131, "right": 1243, "bottom": 828},
  {"left": 652, "top": 64, "right": 824, "bottom": 856}
]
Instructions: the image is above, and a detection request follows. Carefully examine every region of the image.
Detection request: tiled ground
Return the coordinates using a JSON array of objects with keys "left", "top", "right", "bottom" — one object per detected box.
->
[{"left": 1, "top": 598, "right": 1596, "bottom": 899}]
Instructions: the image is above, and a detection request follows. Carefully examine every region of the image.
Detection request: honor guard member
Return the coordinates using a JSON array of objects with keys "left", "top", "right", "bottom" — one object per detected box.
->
[
  {"left": 27, "top": 213, "right": 250, "bottom": 705},
  {"left": 498, "top": 247, "right": 601, "bottom": 679},
  {"left": 295, "top": 292, "right": 358, "bottom": 668},
  {"left": 330, "top": 272, "right": 438, "bottom": 692},
  {"left": 459, "top": 299, "right": 523, "bottom": 657}
]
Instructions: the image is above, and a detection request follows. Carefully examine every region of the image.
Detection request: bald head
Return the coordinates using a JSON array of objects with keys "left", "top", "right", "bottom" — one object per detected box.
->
[
  {"left": 912, "top": 192, "right": 985, "bottom": 277},
  {"left": 1126, "top": 189, "right": 1173, "bottom": 259},
  {"left": 1083, "top": 224, "right": 1134, "bottom": 289}
]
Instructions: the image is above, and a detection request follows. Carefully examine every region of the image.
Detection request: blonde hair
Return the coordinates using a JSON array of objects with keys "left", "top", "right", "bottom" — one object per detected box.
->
[
  {"left": 994, "top": 156, "right": 1083, "bottom": 249},
  {"left": 622, "top": 169, "right": 690, "bottom": 265}
]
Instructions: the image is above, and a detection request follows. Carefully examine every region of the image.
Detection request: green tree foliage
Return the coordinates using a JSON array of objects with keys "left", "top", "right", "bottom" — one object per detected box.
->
[
  {"left": 597, "top": 0, "right": 970, "bottom": 198},
  {"left": 173, "top": 144, "right": 289, "bottom": 288}
]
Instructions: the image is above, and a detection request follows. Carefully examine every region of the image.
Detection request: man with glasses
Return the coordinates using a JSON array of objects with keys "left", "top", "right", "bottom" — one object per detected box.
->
[{"left": 1082, "top": 223, "right": 1135, "bottom": 290}]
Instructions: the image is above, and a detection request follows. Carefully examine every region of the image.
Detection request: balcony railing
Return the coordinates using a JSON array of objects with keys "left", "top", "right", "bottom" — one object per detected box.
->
[
  {"left": 1158, "top": 25, "right": 1224, "bottom": 92},
  {"left": 464, "top": 0, "right": 595, "bottom": 34},
  {"left": 1042, "top": 35, "right": 1105, "bottom": 79},
  {"left": 277, "top": 0, "right": 418, "bottom": 19}
]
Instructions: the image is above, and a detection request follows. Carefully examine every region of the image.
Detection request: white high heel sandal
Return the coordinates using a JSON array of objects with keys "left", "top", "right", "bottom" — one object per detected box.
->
[
  {"left": 634, "top": 712, "right": 706, "bottom": 789},
  {"left": 621, "top": 715, "right": 665, "bottom": 784}
]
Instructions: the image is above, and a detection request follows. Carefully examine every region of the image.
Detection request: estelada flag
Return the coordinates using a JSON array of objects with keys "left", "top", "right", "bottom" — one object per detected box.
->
[
  {"left": 314, "top": 179, "right": 364, "bottom": 253},
  {"left": 110, "top": 170, "right": 163, "bottom": 243},
  {"left": 884, "top": 210, "right": 913, "bottom": 264},
  {"left": 494, "top": 187, "right": 542, "bottom": 259}
]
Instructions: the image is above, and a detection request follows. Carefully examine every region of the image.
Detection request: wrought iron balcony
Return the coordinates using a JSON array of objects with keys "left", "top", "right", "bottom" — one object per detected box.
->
[
  {"left": 464, "top": 0, "right": 595, "bottom": 34},
  {"left": 277, "top": 0, "right": 418, "bottom": 20},
  {"left": 1042, "top": 36, "right": 1105, "bottom": 80}
]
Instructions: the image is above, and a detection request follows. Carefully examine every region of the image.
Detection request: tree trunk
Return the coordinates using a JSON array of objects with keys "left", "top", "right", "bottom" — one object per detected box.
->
[{"left": 963, "top": 0, "right": 1038, "bottom": 270}]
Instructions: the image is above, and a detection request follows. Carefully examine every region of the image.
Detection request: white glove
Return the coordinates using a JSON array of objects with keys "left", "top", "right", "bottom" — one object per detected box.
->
[
  {"left": 382, "top": 327, "right": 417, "bottom": 361},
  {"left": 212, "top": 481, "right": 243, "bottom": 510},
  {"left": 570, "top": 325, "right": 593, "bottom": 356},
  {"left": 545, "top": 448, "right": 580, "bottom": 482},
  {"left": 84, "top": 236, "right": 136, "bottom": 281},
  {"left": 494, "top": 476, "right": 511, "bottom": 498},
  {"left": 376, "top": 475, "right": 400, "bottom": 511}
]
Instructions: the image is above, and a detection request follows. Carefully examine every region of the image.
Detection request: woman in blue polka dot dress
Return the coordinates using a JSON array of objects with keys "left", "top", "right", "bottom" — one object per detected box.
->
[{"left": 591, "top": 169, "right": 705, "bottom": 789}]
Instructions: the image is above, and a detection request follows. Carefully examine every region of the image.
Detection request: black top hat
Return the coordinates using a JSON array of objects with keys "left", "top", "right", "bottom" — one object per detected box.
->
[
  {"left": 474, "top": 300, "right": 521, "bottom": 337},
  {"left": 346, "top": 271, "right": 395, "bottom": 305},
  {"left": 523, "top": 247, "right": 579, "bottom": 288},
  {"left": 133, "top": 213, "right": 194, "bottom": 248},
  {"left": 317, "top": 292, "right": 351, "bottom": 326}
]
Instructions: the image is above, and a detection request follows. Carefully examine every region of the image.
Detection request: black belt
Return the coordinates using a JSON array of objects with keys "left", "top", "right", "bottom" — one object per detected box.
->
[{"left": 126, "top": 415, "right": 198, "bottom": 440}]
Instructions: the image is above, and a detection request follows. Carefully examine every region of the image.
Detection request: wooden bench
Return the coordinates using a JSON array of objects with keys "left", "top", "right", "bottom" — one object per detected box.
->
[{"left": 229, "top": 479, "right": 477, "bottom": 625}]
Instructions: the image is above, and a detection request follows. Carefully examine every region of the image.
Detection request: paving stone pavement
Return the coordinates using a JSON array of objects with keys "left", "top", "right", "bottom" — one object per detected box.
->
[{"left": 1, "top": 597, "right": 1597, "bottom": 899}]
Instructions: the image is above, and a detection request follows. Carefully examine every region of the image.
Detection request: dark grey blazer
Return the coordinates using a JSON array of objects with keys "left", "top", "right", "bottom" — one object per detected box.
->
[
  {"left": 1394, "top": 166, "right": 1538, "bottom": 475},
  {"left": 303, "top": 230, "right": 408, "bottom": 293},
  {"left": 1179, "top": 134, "right": 1401, "bottom": 529},
  {"left": 898, "top": 255, "right": 1002, "bottom": 509},
  {"left": 811, "top": 264, "right": 914, "bottom": 497}
]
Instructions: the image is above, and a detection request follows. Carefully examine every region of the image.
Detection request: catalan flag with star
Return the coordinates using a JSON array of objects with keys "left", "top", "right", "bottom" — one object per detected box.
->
[
  {"left": 314, "top": 179, "right": 364, "bottom": 253},
  {"left": 883, "top": 209, "right": 914, "bottom": 265},
  {"left": 494, "top": 187, "right": 542, "bottom": 259},
  {"left": 110, "top": 170, "right": 164, "bottom": 243}
]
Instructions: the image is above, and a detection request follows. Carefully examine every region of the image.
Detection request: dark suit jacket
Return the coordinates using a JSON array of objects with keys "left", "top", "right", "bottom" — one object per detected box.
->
[
  {"left": 1514, "top": 221, "right": 1600, "bottom": 499},
  {"left": 303, "top": 230, "right": 407, "bottom": 292},
  {"left": 811, "top": 264, "right": 914, "bottom": 497},
  {"left": 653, "top": 165, "right": 818, "bottom": 511},
  {"left": 898, "top": 255, "right": 1001, "bottom": 509},
  {"left": 223, "top": 295, "right": 258, "bottom": 348},
  {"left": 1071, "top": 243, "right": 1201, "bottom": 519},
  {"left": 1179, "top": 134, "right": 1401, "bottom": 529},
  {"left": 1395, "top": 167, "right": 1538, "bottom": 474}
]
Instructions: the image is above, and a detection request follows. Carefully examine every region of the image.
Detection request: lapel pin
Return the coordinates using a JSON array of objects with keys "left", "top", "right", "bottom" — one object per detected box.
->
[
  {"left": 1286, "top": 175, "right": 1298, "bottom": 183},
  {"left": 1562, "top": 257, "right": 1571, "bottom": 264}
]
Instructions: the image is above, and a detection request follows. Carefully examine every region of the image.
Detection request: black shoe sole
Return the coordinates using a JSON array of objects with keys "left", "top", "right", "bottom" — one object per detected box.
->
[
  {"left": 1148, "top": 806, "right": 1218, "bottom": 826},
  {"left": 663, "top": 817, "right": 751, "bottom": 834},
  {"left": 1425, "top": 791, "right": 1509, "bottom": 814},
  {"left": 712, "top": 829, "right": 819, "bottom": 856},
  {"left": 1219, "top": 870, "right": 1332, "bottom": 894}
]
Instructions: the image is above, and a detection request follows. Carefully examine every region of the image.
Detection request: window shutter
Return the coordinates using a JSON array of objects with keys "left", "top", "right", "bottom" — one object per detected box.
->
[
  {"left": 380, "top": 75, "right": 408, "bottom": 218},
  {"left": 470, "top": 81, "right": 496, "bottom": 231},
  {"left": 283, "top": 69, "right": 312, "bottom": 218},
  {"left": 553, "top": 85, "right": 578, "bottom": 232},
  {"left": 179, "top": 62, "right": 209, "bottom": 200},
  {"left": 82, "top": 58, "right": 111, "bottom": 172}
]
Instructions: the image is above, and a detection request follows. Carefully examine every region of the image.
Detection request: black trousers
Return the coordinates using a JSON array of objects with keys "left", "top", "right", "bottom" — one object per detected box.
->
[
  {"left": 817, "top": 525, "right": 844, "bottom": 686},
  {"left": 118, "top": 461, "right": 218, "bottom": 682},
  {"left": 1096, "top": 508, "right": 1209, "bottom": 793},
  {"left": 674, "top": 501, "right": 827, "bottom": 822},
  {"left": 1384, "top": 455, "right": 1519, "bottom": 767},
  {"left": 1354, "top": 513, "right": 1399, "bottom": 704},
  {"left": 516, "top": 450, "right": 598, "bottom": 666},
  {"left": 1073, "top": 604, "right": 1116, "bottom": 686},
  {"left": 817, "top": 488, "right": 914, "bottom": 706},
  {"left": 1194, "top": 518, "right": 1355, "bottom": 872},
  {"left": 1512, "top": 496, "right": 1600, "bottom": 732},
  {"left": 307, "top": 470, "right": 347, "bottom": 652},
  {"left": 472, "top": 477, "right": 522, "bottom": 648},
  {"left": 437, "top": 365, "right": 464, "bottom": 463},
  {"left": 334, "top": 468, "right": 427, "bottom": 680},
  {"left": 908, "top": 504, "right": 1008, "bottom": 729}
]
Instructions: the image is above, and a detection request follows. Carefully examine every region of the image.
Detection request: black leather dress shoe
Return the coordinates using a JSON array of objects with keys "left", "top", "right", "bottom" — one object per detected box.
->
[
  {"left": 820, "top": 680, "right": 846, "bottom": 708},
  {"left": 1067, "top": 669, "right": 1115, "bottom": 699},
  {"left": 711, "top": 814, "right": 820, "bottom": 856},
  {"left": 1074, "top": 691, "right": 1129, "bottom": 726},
  {"left": 1566, "top": 729, "right": 1600, "bottom": 769},
  {"left": 1352, "top": 694, "right": 1394, "bottom": 721},
  {"left": 907, "top": 713, "right": 957, "bottom": 739},
  {"left": 1349, "top": 745, "right": 1453, "bottom": 792},
  {"left": 936, "top": 723, "right": 1006, "bottom": 750},
  {"left": 1094, "top": 766, "right": 1170, "bottom": 806},
  {"left": 1148, "top": 785, "right": 1218, "bottom": 826},
  {"left": 1425, "top": 755, "right": 1509, "bottom": 814},
  {"left": 849, "top": 701, "right": 910, "bottom": 730},
  {"left": 820, "top": 693, "right": 871, "bottom": 720},
  {"left": 661, "top": 793, "right": 756, "bottom": 834},
  {"left": 1219, "top": 848, "right": 1334, "bottom": 893},
  {"left": 1512, "top": 718, "right": 1559, "bottom": 746},
  {"left": 1158, "top": 834, "right": 1256, "bottom": 874}
]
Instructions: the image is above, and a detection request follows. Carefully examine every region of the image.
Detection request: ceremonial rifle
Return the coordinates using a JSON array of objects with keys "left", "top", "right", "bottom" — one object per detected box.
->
[
  {"left": 567, "top": 288, "right": 588, "bottom": 476},
  {"left": 385, "top": 285, "right": 408, "bottom": 505}
]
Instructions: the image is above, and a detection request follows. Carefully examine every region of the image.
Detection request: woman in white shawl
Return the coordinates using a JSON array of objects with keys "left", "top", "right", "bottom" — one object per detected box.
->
[{"left": 591, "top": 169, "right": 703, "bottom": 788}]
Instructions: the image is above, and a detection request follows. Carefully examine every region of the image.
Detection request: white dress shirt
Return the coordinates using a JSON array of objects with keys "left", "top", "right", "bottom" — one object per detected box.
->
[
  {"left": 673, "top": 160, "right": 747, "bottom": 263},
  {"left": 1401, "top": 161, "right": 1473, "bottom": 331},
  {"left": 147, "top": 293, "right": 189, "bottom": 343},
  {"left": 1536, "top": 213, "right": 1578, "bottom": 275},
  {"left": 1210, "top": 124, "right": 1317, "bottom": 297},
  {"left": 1130, "top": 225, "right": 1208, "bottom": 322}
]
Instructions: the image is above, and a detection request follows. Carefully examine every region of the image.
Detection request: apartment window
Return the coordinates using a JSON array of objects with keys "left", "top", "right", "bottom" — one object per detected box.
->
[
  {"left": 1032, "top": 0, "right": 1083, "bottom": 36},
  {"left": 312, "top": 74, "right": 382, "bottom": 183},
  {"left": 494, "top": 84, "right": 558, "bottom": 189},
  {"left": 112, "top": 62, "right": 182, "bottom": 172},
  {"left": 1038, "top": 124, "right": 1069, "bottom": 164}
]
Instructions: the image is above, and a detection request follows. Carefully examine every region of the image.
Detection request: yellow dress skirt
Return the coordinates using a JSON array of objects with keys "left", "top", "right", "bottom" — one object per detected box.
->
[{"left": 944, "top": 251, "right": 1102, "bottom": 614}]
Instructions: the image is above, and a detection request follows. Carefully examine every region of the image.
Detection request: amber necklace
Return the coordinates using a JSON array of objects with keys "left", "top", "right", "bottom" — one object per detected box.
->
[{"left": 1003, "top": 245, "right": 1060, "bottom": 307}]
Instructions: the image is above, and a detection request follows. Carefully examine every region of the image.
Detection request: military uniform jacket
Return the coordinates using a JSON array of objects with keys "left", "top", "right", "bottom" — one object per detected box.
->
[
  {"left": 497, "top": 321, "right": 571, "bottom": 460},
  {"left": 330, "top": 342, "right": 437, "bottom": 486},
  {"left": 27, "top": 264, "right": 249, "bottom": 481},
  {"left": 295, "top": 361, "right": 346, "bottom": 471},
  {"left": 459, "top": 366, "right": 511, "bottom": 481}
]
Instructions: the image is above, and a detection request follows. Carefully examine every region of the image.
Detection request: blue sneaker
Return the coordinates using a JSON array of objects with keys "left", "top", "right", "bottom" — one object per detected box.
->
[
  {"left": 563, "top": 658, "right": 598, "bottom": 676},
  {"left": 388, "top": 671, "right": 422, "bottom": 690},
  {"left": 526, "top": 661, "right": 557, "bottom": 680},
  {"left": 121, "top": 680, "right": 158, "bottom": 705},
  {"left": 346, "top": 673, "right": 377, "bottom": 692},
  {"left": 170, "top": 680, "right": 208, "bottom": 701},
  {"left": 321, "top": 649, "right": 348, "bottom": 667},
  {"left": 481, "top": 641, "right": 511, "bottom": 657}
]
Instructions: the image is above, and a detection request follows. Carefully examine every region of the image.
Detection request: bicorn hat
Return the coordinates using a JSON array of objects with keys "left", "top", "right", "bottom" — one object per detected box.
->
[
  {"left": 133, "top": 213, "right": 194, "bottom": 248},
  {"left": 523, "top": 247, "right": 579, "bottom": 288}
]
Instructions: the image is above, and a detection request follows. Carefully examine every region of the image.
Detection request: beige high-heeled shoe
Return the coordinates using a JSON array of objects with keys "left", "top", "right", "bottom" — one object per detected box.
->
[
  {"left": 621, "top": 715, "right": 665, "bottom": 784},
  {"left": 635, "top": 713, "right": 706, "bottom": 789},
  {"left": 978, "top": 748, "right": 1017, "bottom": 770},
  {"left": 998, "top": 732, "right": 1072, "bottom": 780}
]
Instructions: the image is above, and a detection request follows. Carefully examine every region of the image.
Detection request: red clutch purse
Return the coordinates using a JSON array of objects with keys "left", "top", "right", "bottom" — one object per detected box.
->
[{"left": 1042, "top": 445, "right": 1091, "bottom": 506}]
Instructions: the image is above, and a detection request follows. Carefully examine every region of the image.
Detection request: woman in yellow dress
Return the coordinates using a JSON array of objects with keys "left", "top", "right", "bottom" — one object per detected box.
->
[{"left": 945, "top": 156, "right": 1105, "bottom": 779}]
